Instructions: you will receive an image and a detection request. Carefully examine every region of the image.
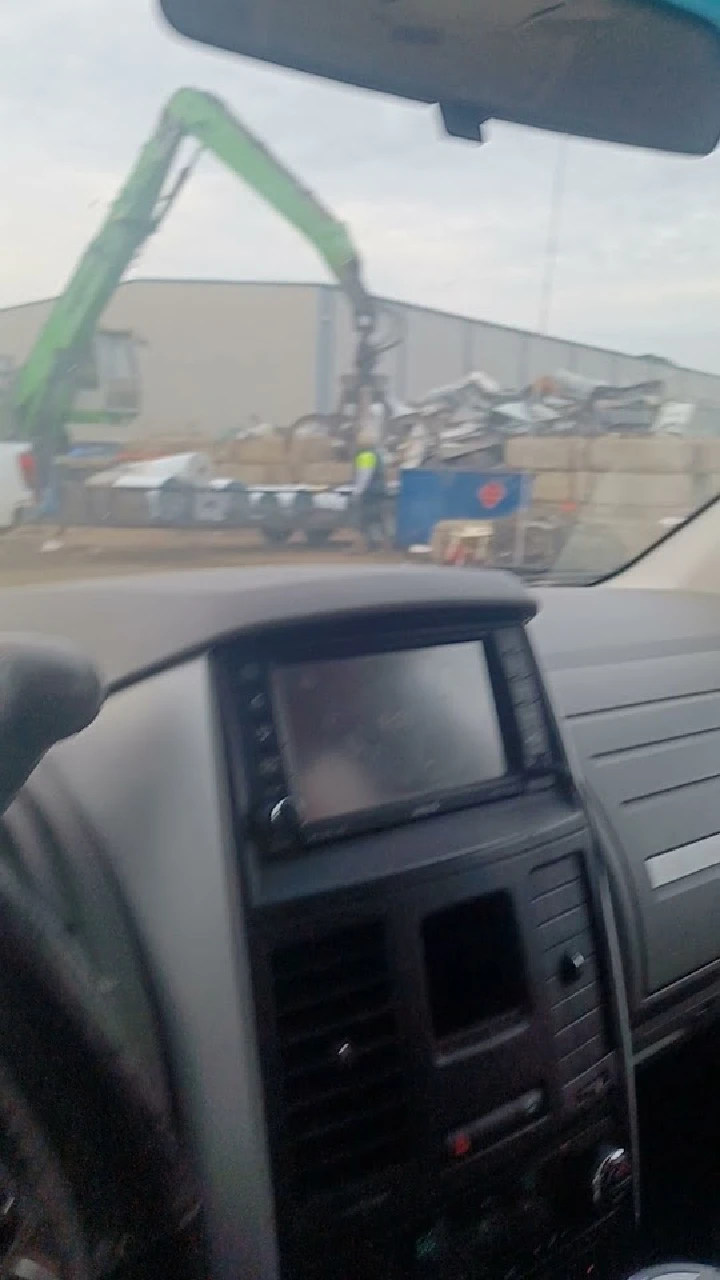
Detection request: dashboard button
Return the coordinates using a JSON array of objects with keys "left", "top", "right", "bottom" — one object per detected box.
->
[
  {"left": 248, "top": 691, "right": 269, "bottom": 714},
  {"left": 521, "top": 1089, "right": 544, "bottom": 1119},
  {"left": 590, "top": 1145, "right": 632, "bottom": 1209},
  {"left": 447, "top": 1131, "right": 473, "bottom": 1161},
  {"left": 560, "top": 950, "right": 587, "bottom": 985},
  {"left": 445, "top": 1089, "right": 545, "bottom": 1163},
  {"left": 262, "top": 796, "right": 300, "bottom": 855}
]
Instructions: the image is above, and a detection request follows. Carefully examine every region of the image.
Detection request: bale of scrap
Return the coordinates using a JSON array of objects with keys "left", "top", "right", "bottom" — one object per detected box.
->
[
  {"left": 222, "top": 463, "right": 274, "bottom": 485},
  {"left": 302, "top": 461, "right": 352, "bottom": 487},
  {"left": 387, "top": 367, "right": 672, "bottom": 471},
  {"left": 588, "top": 436, "right": 693, "bottom": 474},
  {"left": 290, "top": 433, "right": 337, "bottom": 465},
  {"left": 505, "top": 437, "right": 589, "bottom": 472},
  {"left": 530, "top": 470, "right": 594, "bottom": 504},
  {"left": 226, "top": 433, "right": 288, "bottom": 465}
]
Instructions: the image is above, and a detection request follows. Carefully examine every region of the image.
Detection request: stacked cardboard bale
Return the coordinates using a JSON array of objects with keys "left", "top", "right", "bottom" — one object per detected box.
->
[
  {"left": 288, "top": 433, "right": 350, "bottom": 487},
  {"left": 504, "top": 434, "right": 696, "bottom": 565},
  {"left": 97, "top": 427, "right": 354, "bottom": 487},
  {"left": 209, "top": 430, "right": 350, "bottom": 486},
  {"left": 211, "top": 432, "right": 293, "bottom": 485},
  {"left": 123, "top": 434, "right": 209, "bottom": 461},
  {"left": 692, "top": 439, "right": 720, "bottom": 507}
]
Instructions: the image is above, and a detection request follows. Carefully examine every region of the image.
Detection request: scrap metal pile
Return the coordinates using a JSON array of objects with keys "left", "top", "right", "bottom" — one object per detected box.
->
[
  {"left": 388, "top": 369, "right": 669, "bottom": 469},
  {"left": 49, "top": 368, "right": 714, "bottom": 553}
]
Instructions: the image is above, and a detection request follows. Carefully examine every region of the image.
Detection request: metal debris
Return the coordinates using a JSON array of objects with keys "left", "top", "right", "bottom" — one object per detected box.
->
[{"left": 389, "top": 369, "right": 672, "bottom": 469}]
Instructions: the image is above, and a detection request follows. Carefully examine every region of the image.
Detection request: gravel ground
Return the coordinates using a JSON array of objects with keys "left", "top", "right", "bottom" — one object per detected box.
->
[{"left": 0, "top": 525, "right": 405, "bottom": 588}]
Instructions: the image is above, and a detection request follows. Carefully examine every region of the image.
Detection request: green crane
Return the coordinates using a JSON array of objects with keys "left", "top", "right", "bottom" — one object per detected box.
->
[{"left": 9, "top": 86, "right": 383, "bottom": 467}]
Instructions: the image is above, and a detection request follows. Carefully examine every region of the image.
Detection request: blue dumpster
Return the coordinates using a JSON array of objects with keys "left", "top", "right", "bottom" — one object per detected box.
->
[{"left": 395, "top": 469, "right": 531, "bottom": 548}]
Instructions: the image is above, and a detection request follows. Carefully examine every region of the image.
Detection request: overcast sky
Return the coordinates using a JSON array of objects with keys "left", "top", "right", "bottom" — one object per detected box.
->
[{"left": 3, "top": 0, "right": 720, "bottom": 372}]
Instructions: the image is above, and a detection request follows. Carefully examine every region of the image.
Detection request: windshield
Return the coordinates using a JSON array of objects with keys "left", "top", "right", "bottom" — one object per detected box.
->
[{"left": 2, "top": 0, "right": 718, "bottom": 589}]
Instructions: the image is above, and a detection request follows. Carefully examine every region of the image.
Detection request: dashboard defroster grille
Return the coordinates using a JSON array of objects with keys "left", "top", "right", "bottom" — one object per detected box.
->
[{"left": 271, "top": 919, "right": 411, "bottom": 1199}]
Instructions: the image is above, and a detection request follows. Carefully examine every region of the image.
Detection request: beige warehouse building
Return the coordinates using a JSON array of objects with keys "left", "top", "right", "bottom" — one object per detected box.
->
[{"left": 1, "top": 278, "right": 719, "bottom": 440}]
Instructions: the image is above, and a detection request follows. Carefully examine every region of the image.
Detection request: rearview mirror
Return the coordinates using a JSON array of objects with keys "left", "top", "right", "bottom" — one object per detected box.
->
[{"left": 157, "top": 0, "right": 720, "bottom": 154}]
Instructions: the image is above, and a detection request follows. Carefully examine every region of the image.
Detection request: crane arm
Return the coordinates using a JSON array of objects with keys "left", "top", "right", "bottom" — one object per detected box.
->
[
  {"left": 12, "top": 111, "right": 188, "bottom": 440},
  {"left": 12, "top": 86, "right": 375, "bottom": 444},
  {"left": 166, "top": 88, "right": 373, "bottom": 324}
]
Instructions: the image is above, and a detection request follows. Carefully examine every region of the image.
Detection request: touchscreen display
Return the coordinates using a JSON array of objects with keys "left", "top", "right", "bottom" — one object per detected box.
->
[{"left": 271, "top": 642, "right": 507, "bottom": 824}]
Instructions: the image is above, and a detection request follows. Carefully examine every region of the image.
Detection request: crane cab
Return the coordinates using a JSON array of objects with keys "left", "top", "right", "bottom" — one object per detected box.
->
[
  {"left": 0, "top": 328, "right": 142, "bottom": 448},
  {"left": 68, "top": 329, "right": 142, "bottom": 443}
]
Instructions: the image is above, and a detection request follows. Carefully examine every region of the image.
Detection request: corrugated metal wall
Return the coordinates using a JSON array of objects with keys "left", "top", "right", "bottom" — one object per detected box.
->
[
  {"left": 323, "top": 287, "right": 720, "bottom": 408},
  {"left": 0, "top": 299, "right": 54, "bottom": 368},
  {"left": 0, "top": 281, "right": 320, "bottom": 438},
  {"left": 103, "top": 281, "right": 318, "bottom": 435},
  {"left": 2, "top": 280, "right": 720, "bottom": 438}
]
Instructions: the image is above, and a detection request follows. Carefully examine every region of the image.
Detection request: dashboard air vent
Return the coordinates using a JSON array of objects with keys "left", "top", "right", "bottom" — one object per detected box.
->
[{"left": 271, "top": 919, "right": 410, "bottom": 1199}]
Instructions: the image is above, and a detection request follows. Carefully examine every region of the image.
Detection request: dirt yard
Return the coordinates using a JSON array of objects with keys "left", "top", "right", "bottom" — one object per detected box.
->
[{"left": 0, "top": 525, "right": 405, "bottom": 588}]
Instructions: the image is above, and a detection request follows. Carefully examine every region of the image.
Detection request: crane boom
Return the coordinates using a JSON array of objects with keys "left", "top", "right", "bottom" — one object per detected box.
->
[{"left": 12, "top": 86, "right": 375, "bottom": 446}]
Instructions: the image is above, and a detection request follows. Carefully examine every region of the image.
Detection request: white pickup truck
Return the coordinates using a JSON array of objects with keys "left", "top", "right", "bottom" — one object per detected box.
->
[
  {"left": 0, "top": 358, "right": 35, "bottom": 528},
  {"left": 0, "top": 443, "right": 35, "bottom": 530}
]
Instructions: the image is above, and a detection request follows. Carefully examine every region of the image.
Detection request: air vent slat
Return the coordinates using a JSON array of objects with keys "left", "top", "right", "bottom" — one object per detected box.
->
[
  {"left": 271, "top": 920, "right": 410, "bottom": 1200},
  {"left": 290, "top": 1090, "right": 406, "bottom": 1145},
  {"left": 287, "top": 1065, "right": 403, "bottom": 1117},
  {"left": 273, "top": 942, "right": 387, "bottom": 986},
  {"left": 278, "top": 1003, "right": 395, "bottom": 1057},
  {"left": 276, "top": 975, "right": 390, "bottom": 1021},
  {"left": 294, "top": 1135, "right": 405, "bottom": 1194},
  {"left": 285, "top": 1035, "right": 398, "bottom": 1085},
  {"left": 272, "top": 926, "right": 385, "bottom": 971}
]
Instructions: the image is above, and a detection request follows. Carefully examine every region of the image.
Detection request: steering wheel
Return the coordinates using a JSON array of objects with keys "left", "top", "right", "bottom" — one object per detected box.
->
[{"left": 0, "top": 635, "right": 101, "bottom": 814}]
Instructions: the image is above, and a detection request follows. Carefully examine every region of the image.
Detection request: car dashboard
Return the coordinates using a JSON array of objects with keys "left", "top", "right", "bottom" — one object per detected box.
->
[{"left": 1, "top": 566, "right": 720, "bottom": 1280}]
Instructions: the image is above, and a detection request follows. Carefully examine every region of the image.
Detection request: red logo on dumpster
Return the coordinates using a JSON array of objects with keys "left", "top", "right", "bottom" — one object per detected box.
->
[{"left": 477, "top": 480, "right": 506, "bottom": 510}]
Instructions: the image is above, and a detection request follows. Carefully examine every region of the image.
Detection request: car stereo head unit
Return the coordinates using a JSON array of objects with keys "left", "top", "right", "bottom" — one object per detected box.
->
[
  {"left": 226, "top": 616, "right": 560, "bottom": 857},
  {"left": 273, "top": 642, "right": 507, "bottom": 825}
]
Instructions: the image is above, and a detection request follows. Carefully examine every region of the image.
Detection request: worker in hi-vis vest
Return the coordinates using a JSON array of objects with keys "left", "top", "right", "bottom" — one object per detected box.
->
[{"left": 352, "top": 430, "right": 388, "bottom": 551}]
